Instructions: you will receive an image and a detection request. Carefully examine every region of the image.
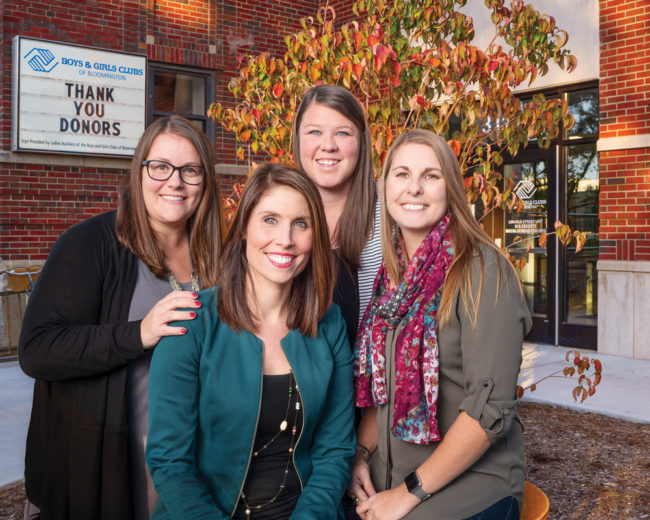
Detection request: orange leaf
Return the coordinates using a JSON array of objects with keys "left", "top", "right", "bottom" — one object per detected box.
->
[
  {"left": 448, "top": 139, "right": 461, "bottom": 156},
  {"left": 538, "top": 232, "right": 547, "bottom": 249},
  {"left": 516, "top": 385, "right": 524, "bottom": 398},
  {"left": 428, "top": 56, "right": 440, "bottom": 68},
  {"left": 353, "top": 32, "right": 362, "bottom": 51},
  {"left": 236, "top": 147, "right": 245, "bottom": 160},
  {"left": 352, "top": 62, "right": 364, "bottom": 81},
  {"left": 530, "top": 384, "right": 537, "bottom": 392},
  {"left": 367, "top": 34, "right": 380, "bottom": 48},
  {"left": 575, "top": 231, "right": 586, "bottom": 253}
]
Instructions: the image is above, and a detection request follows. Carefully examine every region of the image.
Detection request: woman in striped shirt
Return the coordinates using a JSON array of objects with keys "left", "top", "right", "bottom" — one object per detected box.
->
[{"left": 292, "top": 85, "right": 382, "bottom": 347}]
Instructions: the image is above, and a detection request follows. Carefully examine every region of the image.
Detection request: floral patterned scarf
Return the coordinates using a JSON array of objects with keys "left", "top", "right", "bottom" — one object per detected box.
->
[{"left": 354, "top": 214, "right": 454, "bottom": 444}]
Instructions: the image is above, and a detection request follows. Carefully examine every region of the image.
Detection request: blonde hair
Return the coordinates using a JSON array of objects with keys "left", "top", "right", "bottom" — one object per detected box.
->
[{"left": 379, "top": 129, "right": 516, "bottom": 326}]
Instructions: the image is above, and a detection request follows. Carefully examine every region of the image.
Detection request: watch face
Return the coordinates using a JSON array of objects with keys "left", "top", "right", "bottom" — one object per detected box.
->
[
  {"left": 405, "top": 470, "right": 430, "bottom": 501},
  {"left": 404, "top": 470, "right": 420, "bottom": 491}
]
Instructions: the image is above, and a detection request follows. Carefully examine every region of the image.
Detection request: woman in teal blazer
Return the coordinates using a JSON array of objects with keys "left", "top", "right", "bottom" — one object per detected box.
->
[{"left": 146, "top": 163, "right": 356, "bottom": 519}]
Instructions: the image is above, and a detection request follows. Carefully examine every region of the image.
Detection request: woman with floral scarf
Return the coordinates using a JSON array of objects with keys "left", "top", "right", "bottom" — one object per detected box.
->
[{"left": 347, "top": 130, "right": 532, "bottom": 520}]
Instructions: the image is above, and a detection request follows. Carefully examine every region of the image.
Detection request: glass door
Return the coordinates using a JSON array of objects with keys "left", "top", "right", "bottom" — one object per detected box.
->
[
  {"left": 558, "top": 142, "right": 599, "bottom": 347},
  {"left": 503, "top": 149, "right": 556, "bottom": 345}
]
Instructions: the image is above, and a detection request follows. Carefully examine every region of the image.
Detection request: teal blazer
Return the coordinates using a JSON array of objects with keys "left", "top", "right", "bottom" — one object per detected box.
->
[{"left": 146, "top": 288, "right": 356, "bottom": 519}]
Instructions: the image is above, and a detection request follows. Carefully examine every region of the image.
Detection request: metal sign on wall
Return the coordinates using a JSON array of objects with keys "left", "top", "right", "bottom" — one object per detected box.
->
[{"left": 12, "top": 36, "right": 146, "bottom": 156}]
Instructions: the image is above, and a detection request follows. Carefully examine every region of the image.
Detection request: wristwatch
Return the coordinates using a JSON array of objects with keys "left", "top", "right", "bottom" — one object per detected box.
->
[{"left": 404, "top": 470, "right": 431, "bottom": 501}]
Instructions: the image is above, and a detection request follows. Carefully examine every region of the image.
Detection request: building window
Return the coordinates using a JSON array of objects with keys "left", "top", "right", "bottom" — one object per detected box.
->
[
  {"left": 147, "top": 64, "right": 215, "bottom": 142},
  {"left": 562, "top": 86, "right": 599, "bottom": 329}
]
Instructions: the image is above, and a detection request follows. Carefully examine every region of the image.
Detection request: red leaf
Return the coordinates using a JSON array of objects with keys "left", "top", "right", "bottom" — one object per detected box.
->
[
  {"left": 374, "top": 45, "right": 391, "bottom": 72},
  {"left": 272, "top": 82, "right": 284, "bottom": 98},
  {"left": 251, "top": 109, "right": 261, "bottom": 122},
  {"left": 367, "top": 34, "right": 380, "bottom": 48},
  {"left": 488, "top": 59, "right": 499, "bottom": 72}
]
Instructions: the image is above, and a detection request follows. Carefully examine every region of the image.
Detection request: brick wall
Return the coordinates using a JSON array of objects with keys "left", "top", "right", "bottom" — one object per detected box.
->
[
  {"left": 1, "top": 0, "right": 325, "bottom": 263},
  {"left": 599, "top": 0, "right": 650, "bottom": 261}
]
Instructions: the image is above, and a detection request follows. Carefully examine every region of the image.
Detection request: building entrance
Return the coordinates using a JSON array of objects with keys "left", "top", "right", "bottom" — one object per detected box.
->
[{"left": 502, "top": 143, "right": 598, "bottom": 349}]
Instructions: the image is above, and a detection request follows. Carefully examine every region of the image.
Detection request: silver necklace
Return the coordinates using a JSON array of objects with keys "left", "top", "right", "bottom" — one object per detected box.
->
[{"left": 168, "top": 271, "right": 200, "bottom": 292}]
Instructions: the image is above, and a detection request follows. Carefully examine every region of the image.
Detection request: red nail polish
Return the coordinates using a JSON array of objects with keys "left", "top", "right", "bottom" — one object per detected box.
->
[
  {"left": 189, "top": 312, "right": 196, "bottom": 318},
  {"left": 181, "top": 328, "right": 187, "bottom": 334},
  {"left": 195, "top": 301, "right": 201, "bottom": 307},
  {"left": 192, "top": 293, "right": 198, "bottom": 298}
]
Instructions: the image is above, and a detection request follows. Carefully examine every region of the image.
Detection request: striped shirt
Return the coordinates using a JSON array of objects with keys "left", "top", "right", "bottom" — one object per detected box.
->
[{"left": 357, "top": 199, "right": 383, "bottom": 324}]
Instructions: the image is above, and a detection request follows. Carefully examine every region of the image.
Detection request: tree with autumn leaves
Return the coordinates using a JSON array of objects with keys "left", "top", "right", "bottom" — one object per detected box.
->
[
  {"left": 209, "top": 0, "right": 599, "bottom": 400},
  {"left": 210, "top": 0, "right": 586, "bottom": 260}
]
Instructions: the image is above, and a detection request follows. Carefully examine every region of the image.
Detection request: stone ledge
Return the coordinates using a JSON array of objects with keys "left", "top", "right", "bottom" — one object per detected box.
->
[
  {"left": 597, "top": 260, "right": 650, "bottom": 273},
  {"left": 0, "top": 151, "right": 249, "bottom": 177},
  {"left": 597, "top": 134, "right": 650, "bottom": 152},
  {"left": 0, "top": 150, "right": 131, "bottom": 169}
]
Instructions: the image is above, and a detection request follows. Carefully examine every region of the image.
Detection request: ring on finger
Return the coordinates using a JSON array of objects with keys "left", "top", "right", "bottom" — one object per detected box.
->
[{"left": 354, "top": 497, "right": 360, "bottom": 505}]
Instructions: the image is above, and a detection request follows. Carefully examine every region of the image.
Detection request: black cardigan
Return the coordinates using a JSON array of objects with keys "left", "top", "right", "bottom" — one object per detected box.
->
[{"left": 19, "top": 211, "right": 143, "bottom": 520}]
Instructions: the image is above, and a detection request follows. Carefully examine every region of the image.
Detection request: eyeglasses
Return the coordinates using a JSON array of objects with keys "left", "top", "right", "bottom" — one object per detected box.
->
[{"left": 142, "top": 160, "right": 205, "bottom": 185}]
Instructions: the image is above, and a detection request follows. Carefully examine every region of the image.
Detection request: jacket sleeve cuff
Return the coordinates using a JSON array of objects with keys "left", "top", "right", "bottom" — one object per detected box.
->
[{"left": 458, "top": 377, "right": 517, "bottom": 444}]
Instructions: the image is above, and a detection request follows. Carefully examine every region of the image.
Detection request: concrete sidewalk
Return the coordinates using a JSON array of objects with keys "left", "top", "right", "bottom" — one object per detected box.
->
[
  {"left": 519, "top": 343, "right": 650, "bottom": 423},
  {"left": 0, "top": 360, "right": 34, "bottom": 487},
  {"left": 1, "top": 342, "right": 649, "bottom": 487}
]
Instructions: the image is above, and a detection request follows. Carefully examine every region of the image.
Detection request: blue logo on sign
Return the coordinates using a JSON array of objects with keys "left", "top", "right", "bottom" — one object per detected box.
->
[{"left": 24, "top": 48, "right": 59, "bottom": 73}]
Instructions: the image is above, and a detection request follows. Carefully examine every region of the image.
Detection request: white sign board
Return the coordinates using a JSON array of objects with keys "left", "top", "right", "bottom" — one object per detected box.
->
[{"left": 12, "top": 37, "right": 146, "bottom": 156}]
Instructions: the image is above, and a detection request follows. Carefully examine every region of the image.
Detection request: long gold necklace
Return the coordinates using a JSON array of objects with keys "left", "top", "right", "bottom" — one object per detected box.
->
[{"left": 240, "top": 371, "right": 301, "bottom": 519}]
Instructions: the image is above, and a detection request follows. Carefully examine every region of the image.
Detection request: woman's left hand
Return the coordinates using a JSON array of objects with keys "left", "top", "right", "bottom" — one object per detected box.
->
[{"left": 356, "top": 484, "right": 420, "bottom": 520}]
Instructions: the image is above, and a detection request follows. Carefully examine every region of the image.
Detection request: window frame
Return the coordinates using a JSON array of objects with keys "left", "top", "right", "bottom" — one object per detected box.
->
[{"left": 146, "top": 62, "right": 215, "bottom": 145}]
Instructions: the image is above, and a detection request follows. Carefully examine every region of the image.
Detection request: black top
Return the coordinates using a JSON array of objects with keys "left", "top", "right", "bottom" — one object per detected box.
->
[
  {"left": 19, "top": 211, "right": 143, "bottom": 519},
  {"left": 333, "top": 251, "right": 359, "bottom": 350},
  {"left": 233, "top": 373, "right": 304, "bottom": 520}
]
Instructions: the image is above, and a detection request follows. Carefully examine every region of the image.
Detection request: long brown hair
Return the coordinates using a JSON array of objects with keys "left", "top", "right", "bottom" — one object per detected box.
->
[
  {"left": 292, "top": 84, "right": 376, "bottom": 269},
  {"left": 379, "top": 129, "right": 517, "bottom": 326},
  {"left": 115, "top": 116, "right": 223, "bottom": 288},
  {"left": 218, "top": 163, "right": 335, "bottom": 337}
]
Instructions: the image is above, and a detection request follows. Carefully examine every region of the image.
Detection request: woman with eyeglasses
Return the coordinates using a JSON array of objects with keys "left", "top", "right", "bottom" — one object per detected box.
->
[{"left": 19, "top": 115, "right": 223, "bottom": 520}]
